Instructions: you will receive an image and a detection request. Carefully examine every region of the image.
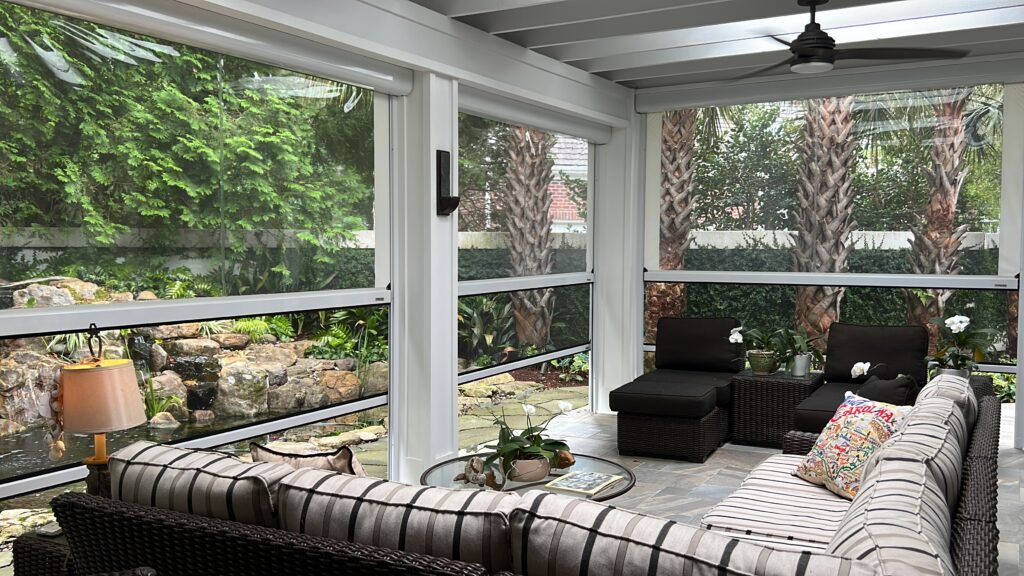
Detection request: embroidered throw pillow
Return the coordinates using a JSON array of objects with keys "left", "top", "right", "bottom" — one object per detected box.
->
[
  {"left": 794, "top": 392, "right": 912, "bottom": 500},
  {"left": 250, "top": 443, "right": 366, "bottom": 476}
]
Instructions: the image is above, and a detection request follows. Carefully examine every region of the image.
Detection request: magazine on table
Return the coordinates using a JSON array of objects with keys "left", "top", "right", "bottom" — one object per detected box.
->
[{"left": 544, "top": 471, "right": 623, "bottom": 496}]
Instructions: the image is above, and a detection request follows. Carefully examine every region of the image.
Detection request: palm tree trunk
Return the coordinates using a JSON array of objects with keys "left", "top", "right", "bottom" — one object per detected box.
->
[
  {"left": 793, "top": 96, "right": 857, "bottom": 342},
  {"left": 504, "top": 126, "right": 556, "bottom": 348},
  {"left": 646, "top": 110, "right": 699, "bottom": 342},
  {"left": 906, "top": 88, "right": 971, "bottom": 351}
]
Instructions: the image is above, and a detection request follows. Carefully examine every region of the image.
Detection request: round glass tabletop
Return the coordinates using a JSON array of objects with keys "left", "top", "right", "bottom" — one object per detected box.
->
[{"left": 419, "top": 453, "right": 635, "bottom": 502}]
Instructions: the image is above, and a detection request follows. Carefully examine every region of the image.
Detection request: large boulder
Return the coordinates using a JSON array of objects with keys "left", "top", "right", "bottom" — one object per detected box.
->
[
  {"left": 213, "top": 362, "right": 268, "bottom": 418},
  {"left": 150, "top": 371, "right": 187, "bottom": 419},
  {"left": 150, "top": 344, "right": 168, "bottom": 372},
  {"left": 286, "top": 358, "right": 336, "bottom": 379},
  {"left": 267, "top": 377, "right": 349, "bottom": 412},
  {"left": 245, "top": 344, "right": 298, "bottom": 368},
  {"left": 166, "top": 355, "right": 220, "bottom": 384},
  {"left": 163, "top": 338, "right": 220, "bottom": 357},
  {"left": 211, "top": 333, "right": 250, "bottom": 350},
  {"left": 361, "top": 362, "right": 389, "bottom": 396},
  {"left": 13, "top": 284, "right": 74, "bottom": 308},
  {"left": 148, "top": 411, "right": 180, "bottom": 429},
  {"left": 53, "top": 279, "right": 100, "bottom": 302}
]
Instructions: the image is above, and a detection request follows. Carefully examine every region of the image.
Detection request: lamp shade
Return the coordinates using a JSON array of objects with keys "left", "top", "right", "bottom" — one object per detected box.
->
[{"left": 61, "top": 359, "right": 147, "bottom": 434}]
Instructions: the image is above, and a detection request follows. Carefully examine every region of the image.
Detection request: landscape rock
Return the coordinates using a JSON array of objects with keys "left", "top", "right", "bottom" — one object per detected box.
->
[
  {"left": 245, "top": 344, "right": 298, "bottom": 368},
  {"left": 320, "top": 371, "right": 361, "bottom": 401},
  {"left": 356, "top": 425, "right": 386, "bottom": 438},
  {"left": 213, "top": 363, "right": 268, "bottom": 417},
  {"left": 3, "top": 338, "right": 47, "bottom": 353},
  {"left": 361, "top": 362, "right": 389, "bottom": 396},
  {"left": 0, "top": 351, "right": 63, "bottom": 427},
  {"left": 148, "top": 411, "right": 180, "bottom": 429},
  {"left": 312, "top": 432, "right": 362, "bottom": 449},
  {"left": 102, "top": 345, "right": 126, "bottom": 360},
  {"left": 263, "top": 440, "right": 319, "bottom": 454},
  {"left": 191, "top": 410, "right": 215, "bottom": 425},
  {"left": 109, "top": 291, "right": 134, "bottom": 302},
  {"left": 13, "top": 284, "right": 74, "bottom": 308},
  {"left": 267, "top": 377, "right": 337, "bottom": 411},
  {"left": 469, "top": 373, "right": 515, "bottom": 387},
  {"left": 334, "top": 358, "right": 357, "bottom": 372},
  {"left": 53, "top": 279, "right": 100, "bottom": 301},
  {"left": 494, "top": 381, "right": 543, "bottom": 398},
  {"left": 163, "top": 338, "right": 220, "bottom": 357},
  {"left": 279, "top": 340, "right": 315, "bottom": 356},
  {"left": 458, "top": 396, "right": 491, "bottom": 413},
  {"left": 0, "top": 419, "right": 25, "bottom": 438},
  {"left": 459, "top": 381, "right": 497, "bottom": 399},
  {"left": 150, "top": 344, "right": 168, "bottom": 372},
  {"left": 137, "top": 290, "right": 159, "bottom": 301},
  {"left": 261, "top": 334, "right": 277, "bottom": 343},
  {"left": 211, "top": 333, "right": 250, "bottom": 350},
  {"left": 286, "top": 358, "right": 335, "bottom": 379},
  {"left": 167, "top": 355, "right": 220, "bottom": 384},
  {"left": 151, "top": 371, "right": 188, "bottom": 419},
  {"left": 134, "top": 323, "right": 201, "bottom": 340}
]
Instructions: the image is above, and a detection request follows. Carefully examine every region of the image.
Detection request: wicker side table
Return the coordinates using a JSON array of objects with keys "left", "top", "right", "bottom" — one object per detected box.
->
[{"left": 731, "top": 370, "right": 824, "bottom": 447}]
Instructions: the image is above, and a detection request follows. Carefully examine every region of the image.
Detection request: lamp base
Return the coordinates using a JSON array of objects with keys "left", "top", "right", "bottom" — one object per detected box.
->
[
  {"left": 82, "top": 432, "right": 109, "bottom": 466},
  {"left": 85, "top": 463, "right": 112, "bottom": 498}
]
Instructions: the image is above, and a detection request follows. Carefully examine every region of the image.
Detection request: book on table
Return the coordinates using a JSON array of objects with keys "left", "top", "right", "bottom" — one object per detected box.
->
[{"left": 544, "top": 471, "right": 623, "bottom": 496}]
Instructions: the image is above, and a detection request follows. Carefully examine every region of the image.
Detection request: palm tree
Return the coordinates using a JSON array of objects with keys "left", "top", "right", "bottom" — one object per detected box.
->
[
  {"left": 906, "top": 88, "right": 972, "bottom": 348},
  {"left": 793, "top": 96, "right": 857, "bottom": 342},
  {"left": 503, "top": 125, "right": 556, "bottom": 348}
]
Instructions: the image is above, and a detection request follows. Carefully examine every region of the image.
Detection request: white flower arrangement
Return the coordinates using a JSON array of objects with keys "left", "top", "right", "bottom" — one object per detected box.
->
[
  {"left": 521, "top": 403, "right": 536, "bottom": 416},
  {"left": 557, "top": 401, "right": 573, "bottom": 414},
  {"left": 944, "top": 315, "right": 970, "bottom": 334},
  {"left": 728, "top": 326, "right": 744, "bottom": 344},
  {"left": 851, "top": 361, "right": 872, "bottom": 379}
]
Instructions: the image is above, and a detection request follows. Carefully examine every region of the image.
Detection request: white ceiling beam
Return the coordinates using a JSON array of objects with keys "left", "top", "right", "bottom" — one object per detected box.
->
[
  {"left": 408, "top": 0, "right": 566, "bottom": 18},
  {"left": 572, "top": 3, "right": 1024, "bottom": 73},
  {"left": 603, "top": 24, "right": 1024, "bottom": 84},
  {"left": 458, "top": 0, "right": 731, "bottom": 35},
  {"left": 634, "top": 51, "right": 1024, "bottom": 112},
  {"left": 506, "top": 0, "right": 897, "bottom": 49}
]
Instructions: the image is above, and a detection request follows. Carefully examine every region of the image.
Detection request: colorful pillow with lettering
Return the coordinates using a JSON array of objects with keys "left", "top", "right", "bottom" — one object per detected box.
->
[{"left": 794, "top": 392, "right": 912, "bottom": 500}]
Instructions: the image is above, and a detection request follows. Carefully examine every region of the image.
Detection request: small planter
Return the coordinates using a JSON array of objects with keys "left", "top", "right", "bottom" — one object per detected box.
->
[
  {"left": 507, "top": 458, "right": 551, "bottom": 482},
  {"left": 936, "top": 367, "right": 971, "bottom": 379},
  {"left": 747, "top": 350, "right": 779, "bottom": 375},
  {"left": 790, "top": 353, "right": 812, "bottom": 377}
]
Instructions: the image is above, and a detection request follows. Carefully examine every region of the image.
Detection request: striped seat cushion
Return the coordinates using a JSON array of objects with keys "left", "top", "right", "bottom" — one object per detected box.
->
[
  {"left": 109, "top": 441, "right": 295, "bottom": 527},
  {"left": 700, "top": 454, "right": 851, "bottom": 551},
  {"left": 827, "top": 454, "right": 955, "bottom": 575},
  {"left": 276, "top": 468, "right": 519, "bottom": 573},
  {"left": 917, "top": 373, "right": 977, "bottom": 429},
  {"left": 510, "top": 490, "right": 875, "bottom": 576}
]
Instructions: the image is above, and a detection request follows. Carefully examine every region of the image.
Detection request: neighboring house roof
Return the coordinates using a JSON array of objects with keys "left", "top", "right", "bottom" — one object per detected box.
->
[{"left": 552, "top": 135, "right": 588, "bottom": 179}]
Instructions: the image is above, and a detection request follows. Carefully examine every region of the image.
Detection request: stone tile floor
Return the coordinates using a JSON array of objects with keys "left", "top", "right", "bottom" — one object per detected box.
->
[{"left": 544, "top": 404, "right": 1024, "bottom": 576}]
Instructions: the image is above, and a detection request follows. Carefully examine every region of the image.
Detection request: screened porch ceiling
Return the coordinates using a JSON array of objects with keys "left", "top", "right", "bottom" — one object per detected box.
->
[{"left": 409, "top": 0, "right": 1024, "bottom": 89}]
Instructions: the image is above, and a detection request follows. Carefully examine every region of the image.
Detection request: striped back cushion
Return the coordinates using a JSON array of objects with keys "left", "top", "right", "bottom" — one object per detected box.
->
[
  {"left": 868, "top": 397, "right": 967, "bottom": 511},
  {"left": 917, "top": 373, "right": 977, "bottom": 429},
  {"left": 276, "top": 468, "right": 519, "bottom": 573},
  {"left": 511, "top": 490, "right": 875, "bottom": 576},
  {"left": 109, "top": 441, "right": 295, "bottom": 527},
  {"left": 827, "top": 455, "right": 955, "bottom": 575}
]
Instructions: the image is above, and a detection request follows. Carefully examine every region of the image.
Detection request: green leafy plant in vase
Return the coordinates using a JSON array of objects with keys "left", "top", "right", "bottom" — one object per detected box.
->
[
  {"left": 484, "top": 404, "right": 570, "bottom": 483},
  {"left": 732, "top": 327, "right": 783, "bottom": 375},
  {"left": 777, "top": 327, "right": 824, "bottom": 377}
]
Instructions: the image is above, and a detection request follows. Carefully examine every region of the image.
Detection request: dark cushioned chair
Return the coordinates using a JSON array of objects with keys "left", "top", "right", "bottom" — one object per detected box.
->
[
  {"left": 610, "top": 317, "right": 743, "bottom": 462},
  {"left": 792, "top": 322, "right": 929, "bottom": 433}
]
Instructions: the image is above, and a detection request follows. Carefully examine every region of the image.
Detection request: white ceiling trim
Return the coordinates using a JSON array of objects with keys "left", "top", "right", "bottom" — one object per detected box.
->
[
  {"left": 460, "top": 86, "right": 612, "bottom": 143},
  {"left": 635, "top": 52, "right": 1024, "bottom": 112}
]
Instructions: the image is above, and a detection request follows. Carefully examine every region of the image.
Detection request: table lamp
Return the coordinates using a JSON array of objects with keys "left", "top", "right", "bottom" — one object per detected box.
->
[{"left": 61, "top": 357, "right": 147, "bottom": 466}]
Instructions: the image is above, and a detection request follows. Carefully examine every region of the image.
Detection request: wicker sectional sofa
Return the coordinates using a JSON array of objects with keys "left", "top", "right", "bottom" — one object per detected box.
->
[{"left": 14, "top": 376, "right": 999, "bottom": 576}]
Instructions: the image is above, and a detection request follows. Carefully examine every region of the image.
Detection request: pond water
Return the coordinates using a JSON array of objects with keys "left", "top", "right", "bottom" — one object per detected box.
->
[{"left": 0, "top": 415, "right": 274, "bottom": 482}]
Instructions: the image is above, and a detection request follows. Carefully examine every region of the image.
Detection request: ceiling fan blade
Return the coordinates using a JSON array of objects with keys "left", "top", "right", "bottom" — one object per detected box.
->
[
  {"left": 735, "top": 57, "right": 796, "bottom": 80},
  {"left": 769, "top": 35, "right": 792, "bottom": 47},
  {"left": 834, "top": 47, "right": 969, "bottom": 61}
]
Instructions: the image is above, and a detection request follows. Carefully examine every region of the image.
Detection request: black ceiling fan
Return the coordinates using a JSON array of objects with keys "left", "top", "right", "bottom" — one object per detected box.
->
[{"left": 740, "top": 0, "right": 969, "bottom": 78}]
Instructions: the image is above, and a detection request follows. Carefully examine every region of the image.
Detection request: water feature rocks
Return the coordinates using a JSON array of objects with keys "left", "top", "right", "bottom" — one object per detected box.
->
[
  {"left": 361, "top": 362, "right": 389, "bottom": 396},
  {"left": 163, "top": 338, "right": 220, "bottom": 357},
  {"left": 268, "top": 377, "right": 328, "bottom": 411},
  {"left": 151, "top": 371, "right": 187, "bottom": 419},
  {"left": 245, "top": 344, "right": 298, "bottom": 368},
  {"left": 135, "top": 323, "right": 200, "bottom": 340},
  {"left": 211, "top": 333, "right": 250, "bottom": 350},
  {"left": 214, "top": 363, "right": 268, "bottom": 417},
  {"left": 137, "top": 290, "right": 159, "bottom": 301},
  {"left": 148, "top": 411, "right": 180, "bottom": 429},
  {"left": 185, "top": 380, "right": 217, "bottom": 411},
  {"left": 192, "top": 410, "right": 215, "bottom": 425},
  {"left": 0, "top": 351, "right": 62, "bottom": 428},
  {"left": 0, "top": 419, "right": 25, "bottom": 438},
  {"left": 334, "top": 358, "right": 357, "bottom": 372},
  {"left": 286, "top": 358, "right": 335, "bottom": 379},
  {"left": 13, "top": 284, "right": 74, "bottom": 308},
  {"left": 166, "top": 355, "right": 220, "bottom": 384},
  {"left": 109, "top": 291, "right": 134, "bottom": 302},
  {"left": 150, "top": 344, "right": 168, "bottom": 372}
]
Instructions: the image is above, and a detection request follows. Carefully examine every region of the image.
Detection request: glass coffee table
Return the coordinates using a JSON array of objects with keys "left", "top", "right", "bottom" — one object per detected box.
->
[{"left": 420, "top": 453, "right": 635, "bottom": 502}]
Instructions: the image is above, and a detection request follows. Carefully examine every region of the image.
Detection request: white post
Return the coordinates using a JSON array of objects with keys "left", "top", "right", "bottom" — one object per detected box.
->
[
  {"left": 591, "top": 114, "right": 646, "bottom": 413},
  {"left": 389, "top": 72, "right": 460, "bottom": 482},
  {"left": 373, "top": 92, "right": 391, "bottom": 290},
  {"left": 1007, "top": 85, "right": 1024, "bottom": 450}
]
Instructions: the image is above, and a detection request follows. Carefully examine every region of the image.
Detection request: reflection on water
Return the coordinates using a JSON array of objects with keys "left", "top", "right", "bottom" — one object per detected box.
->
[{"left": 0, "top": 414, "right": 275, "bottom": 482}]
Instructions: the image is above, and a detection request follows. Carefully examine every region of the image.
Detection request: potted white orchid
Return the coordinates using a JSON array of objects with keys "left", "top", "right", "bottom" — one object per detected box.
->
[
  {"left": 929, "top": 314, "right": 995, "bottom": 378},
  {"left": 484, "top": 404, "right": 570, "bottom": 482}
]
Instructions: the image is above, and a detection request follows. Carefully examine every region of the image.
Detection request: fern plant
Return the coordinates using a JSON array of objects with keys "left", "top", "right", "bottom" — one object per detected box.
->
[
  {"left": 142, "top": 376, "right": 184, "bottom": 419},
  {"left": 198, "top": 319, "right": 233, "bottom": 337},
  {"left": 233, "top": 317, "right": 271, "bottom": 341}
]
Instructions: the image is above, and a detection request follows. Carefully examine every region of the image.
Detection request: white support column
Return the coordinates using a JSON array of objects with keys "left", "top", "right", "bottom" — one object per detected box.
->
[
  {"left": 1003, "top": 84, "right": 1024, "bottom": 450},
  {"left": 390, "top": 72, "right": 460, "bottom": 482},
  {"left": 373, "top": 92, "right": 391, "bottom": 290},
  {"left": 643, "top": 112, "right": 661, "bottom": 273},
  {"left": 591, "top": 113, "right": 646, "bottom": 413}
]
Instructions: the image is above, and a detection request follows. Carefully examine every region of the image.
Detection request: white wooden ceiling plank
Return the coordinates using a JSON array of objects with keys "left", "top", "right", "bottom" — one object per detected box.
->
[
  {"left": 457, "top": 0, "right": 732, "bottom": 35},
  {"left": 407, "top": 0, "right": 566, "bottom": 18}
]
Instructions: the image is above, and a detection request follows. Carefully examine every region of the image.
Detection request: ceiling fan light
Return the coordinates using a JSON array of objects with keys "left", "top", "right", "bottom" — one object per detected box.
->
[{"left": 790, "top": 60, "right": 834, "bottom": 74}]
